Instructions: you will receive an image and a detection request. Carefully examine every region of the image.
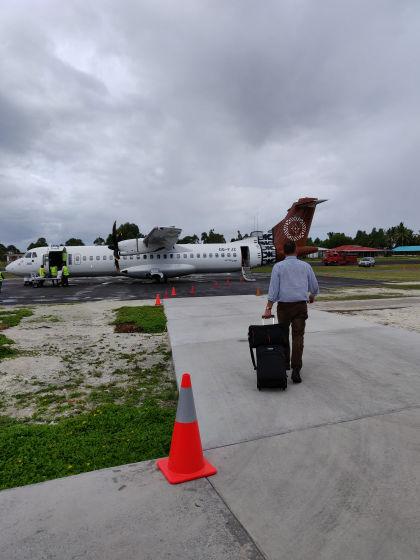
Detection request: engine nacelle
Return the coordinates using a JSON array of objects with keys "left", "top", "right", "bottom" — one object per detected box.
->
[{"left": 118, "top": 238, "right": 148, "bottom": 255}]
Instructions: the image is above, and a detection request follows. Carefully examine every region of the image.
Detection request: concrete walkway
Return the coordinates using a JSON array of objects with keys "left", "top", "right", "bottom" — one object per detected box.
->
[{"left": 1, "top": 295, "right": 420, "bottom": 559}]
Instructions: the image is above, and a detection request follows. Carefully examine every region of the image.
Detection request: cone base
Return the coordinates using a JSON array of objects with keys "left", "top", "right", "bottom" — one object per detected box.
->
[{"left": 157, "top": 456, "right": 217, "bottom": 484}]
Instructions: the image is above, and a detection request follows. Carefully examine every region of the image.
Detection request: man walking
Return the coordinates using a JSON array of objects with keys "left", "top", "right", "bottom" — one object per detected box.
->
[
  {"left": 262, "top": 241, "right": 319, "bottom": 384},
  {"left": 0, "top": 270, "right": 4, "bottom": 292}
]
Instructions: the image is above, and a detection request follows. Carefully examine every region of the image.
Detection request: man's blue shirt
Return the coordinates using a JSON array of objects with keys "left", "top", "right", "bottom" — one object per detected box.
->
[{"left": 267, "top": 256, "right": 319, "bottom": 303}]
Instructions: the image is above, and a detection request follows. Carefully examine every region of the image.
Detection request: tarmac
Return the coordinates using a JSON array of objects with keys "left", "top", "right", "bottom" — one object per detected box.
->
[
  {"left": 1, "top": 295, "right": 420, "bottom": 559},
  {"left": 0, "top": 271, "right": 385, "bottom": 306}
]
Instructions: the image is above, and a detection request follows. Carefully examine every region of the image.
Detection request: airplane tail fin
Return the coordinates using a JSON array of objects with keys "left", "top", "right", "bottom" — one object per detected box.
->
[{"left": 272, "top": 197, "right": 326, "bottom": 259}]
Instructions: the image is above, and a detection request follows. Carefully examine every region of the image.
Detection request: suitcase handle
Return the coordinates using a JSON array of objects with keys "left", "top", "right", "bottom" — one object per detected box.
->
[{"left": 261, "top": 317, "right": 275, "bottom": 323}]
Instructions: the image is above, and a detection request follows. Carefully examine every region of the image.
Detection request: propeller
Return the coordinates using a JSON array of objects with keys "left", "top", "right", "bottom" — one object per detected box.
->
[{"left": 108, "top": 221, "right": 121, "bottom": 272}]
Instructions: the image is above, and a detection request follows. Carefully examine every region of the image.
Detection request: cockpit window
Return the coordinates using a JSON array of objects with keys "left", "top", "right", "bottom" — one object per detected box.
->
[
  {"left": 25, "top": 252, "right": 32, "bottom": 258},
  {"left": 32, "top": 252, "right": 37, "bottom": 258}
]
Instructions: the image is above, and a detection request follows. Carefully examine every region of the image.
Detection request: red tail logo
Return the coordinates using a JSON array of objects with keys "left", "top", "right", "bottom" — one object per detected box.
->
[{"left": 272, "top": 197, "right": 326, "bottom": 260}]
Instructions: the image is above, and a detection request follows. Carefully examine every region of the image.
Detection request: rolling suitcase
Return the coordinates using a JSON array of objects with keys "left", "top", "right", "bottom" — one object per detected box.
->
[{"left": 248, "top": 318, "right": 290, "bottom": 391}]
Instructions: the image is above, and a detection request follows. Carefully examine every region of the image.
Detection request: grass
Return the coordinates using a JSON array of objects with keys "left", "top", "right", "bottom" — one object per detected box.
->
[
  {"left": 254, "top": 263, "right": 420, "bottom": 283},
  {"left": 0, "top": 403, "right": 175, "bottom": 490},
  {"left": 0, "top": 333, "right": 18, "bottom": 360},
  {"left": 317, "top": 293, "right": 412, "bottom": 302},
  {"left": 312, "top": 263, "right": 420, "bottom": 283},
  {"left": 113, "top": 306, "right": 167, "bottom": 333},
  {"left": 0, "top": 308, "right": 33, "bottom": 330}
]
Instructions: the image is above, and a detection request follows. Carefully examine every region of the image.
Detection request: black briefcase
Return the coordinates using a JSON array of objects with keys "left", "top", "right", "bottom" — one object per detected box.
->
[{"left": 248, "top": 319, "right": 290, "bottom": 391}]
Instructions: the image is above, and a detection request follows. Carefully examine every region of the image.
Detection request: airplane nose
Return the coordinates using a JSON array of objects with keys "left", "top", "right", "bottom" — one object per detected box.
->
[{"left": 5, "top": 261, "right": 15, "bottom": 273}]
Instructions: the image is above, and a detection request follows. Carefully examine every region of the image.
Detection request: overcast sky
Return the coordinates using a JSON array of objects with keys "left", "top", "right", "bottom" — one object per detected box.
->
[{"left": 1, "top": 0, "right": 420, "bottom": 249}]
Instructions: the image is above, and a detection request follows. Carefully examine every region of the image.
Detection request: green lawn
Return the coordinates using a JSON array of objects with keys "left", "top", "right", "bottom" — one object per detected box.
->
[
  {"left": 0, "top": 403, "right": 175, "bottom": 490},
  {"left": 113, "top": 305, "right": 167, "bottom": 333},
  {"left": 0, "top": 308, "right": 33, "bottom": 329},
  {"left": 254, "top": 263, "right": 420, "bottom": 283}
]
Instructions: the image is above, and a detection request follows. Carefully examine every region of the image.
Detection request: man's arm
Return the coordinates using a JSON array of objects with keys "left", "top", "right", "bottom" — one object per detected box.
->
[
  {"left": 263, "top": 265, "right": 279, "bottom": 318},
  {"left": 307, "top": 266, "right": 319, "bottom": 303}
]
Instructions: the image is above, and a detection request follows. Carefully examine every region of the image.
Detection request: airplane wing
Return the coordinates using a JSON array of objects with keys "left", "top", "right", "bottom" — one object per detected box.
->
[{"left": 143, "top": 227, "right": 182, "bottom": 250}]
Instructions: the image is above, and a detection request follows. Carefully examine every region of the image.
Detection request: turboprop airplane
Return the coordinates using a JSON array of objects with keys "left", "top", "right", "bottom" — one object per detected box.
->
[{"left": 6, "top": 197, "right": 325, "bottom": 283}]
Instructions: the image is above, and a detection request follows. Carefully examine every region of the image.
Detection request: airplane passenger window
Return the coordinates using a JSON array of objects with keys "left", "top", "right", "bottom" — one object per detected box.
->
[
  {"left": 197, "top": 254, "right": 200, "bottom": 258},
  {"left": 150, "top": 255, "right": 154, "bottom": 259},
  {"left": 215, "top": 253, "right": 219, "bottom": 258},
  {"left": 103, "top": 256, "right": 107, "bottom": 260},
  {"left": 90, "top": 256, "right": 94, "bottom": 261},
  {"left": 137, "top": 255, "right": 140, "bottom": 259},
  {"left": 129, "top": 256, "right": 133, "bottom": 260},
  {"left": 109, "top": 255, "right": 113, "bottom": 260},
  {"left": 176, "top": 254, "right": 180, "bottom": 258},
  {"left": 170, "top": 254, "right": 173, "bottom": 258},
  {"left": 157, "top": 254, "right": 161, "bottom": 259},
  {"left": 227, "top": 253, "right": 231, "bottom": 257},
  {"left": 96, "top": 256, "right": 100, "bottom": 260},
  {"left": 143, "top": 255, "right": 147, "bottom": 259},
  {"left": 233, "top": 253, "right": 237, "bottom": 257},
  {"left": 221, "top": 253, "right": 225, "bottom": 257},
  {"left": 183, "top": 254, "right": 187, "bottom": 258},
  {"left": 123, "top": 256, "right": 127, "bottom": 260},
  {"left": 203, "top": 253, "right": 206, "bottom": 258},
  {"left": 190, "top": 254, "right": 194, "bottom": 258},
  {"left": 209, "top": 253, "right": 213, "bottom": 257},
  {"left": 163, "top": 255, "right": 167, "bottom": 259}
]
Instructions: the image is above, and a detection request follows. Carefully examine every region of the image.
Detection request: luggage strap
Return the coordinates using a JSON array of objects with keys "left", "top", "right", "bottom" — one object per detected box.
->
[{"left": 248, "top": 340, "right": 257, "bottom": 370}]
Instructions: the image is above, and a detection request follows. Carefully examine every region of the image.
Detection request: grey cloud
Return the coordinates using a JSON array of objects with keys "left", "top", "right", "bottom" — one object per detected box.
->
[{"left": 1, "top": 0, "right": 420, "bottom": 249}]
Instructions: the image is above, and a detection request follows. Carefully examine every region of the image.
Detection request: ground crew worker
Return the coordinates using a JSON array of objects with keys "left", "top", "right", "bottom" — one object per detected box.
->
[
  {"left": 62, "top": 264, "right": 70, "bottom": 287},
  {"left": 262, "top": 240, "right": 319, "bottom": 384},
  {"left": 50, "top": 265, "right": 58, "bottom": 286},
  {"left": 0, "top": 270, "right": 4, "bottom": 292},
  {"left": 38, "top": 265, "right": 46, "bottom": 287}
]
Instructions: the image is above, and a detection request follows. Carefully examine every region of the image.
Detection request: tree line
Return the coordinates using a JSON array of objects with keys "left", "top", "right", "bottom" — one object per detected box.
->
[
  {"left": 1, "top": 221, "right": 418, "bottom": 259},
  {"left": 309, "top": 222, "right": 420, "bottom": 249}
]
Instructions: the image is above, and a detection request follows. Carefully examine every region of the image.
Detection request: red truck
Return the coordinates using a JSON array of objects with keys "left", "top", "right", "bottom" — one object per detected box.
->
[{"left": 322, "top": 251, "right": 358, "bottom": 266}]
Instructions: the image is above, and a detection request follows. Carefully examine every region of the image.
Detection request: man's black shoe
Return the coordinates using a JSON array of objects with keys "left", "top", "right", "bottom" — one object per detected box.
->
[{"left": 291, "top": 369, "right": 302, "bottom": 384}]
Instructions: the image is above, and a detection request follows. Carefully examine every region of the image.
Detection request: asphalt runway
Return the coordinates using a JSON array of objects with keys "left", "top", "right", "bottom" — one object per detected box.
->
[{"left": 0, "top": 272, "right": 385, "bottom": 306}]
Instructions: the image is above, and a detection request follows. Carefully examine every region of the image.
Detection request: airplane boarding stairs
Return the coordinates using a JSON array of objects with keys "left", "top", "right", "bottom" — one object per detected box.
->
[{"left": 241, "top": 266, "right": 256, "bottom": 282}]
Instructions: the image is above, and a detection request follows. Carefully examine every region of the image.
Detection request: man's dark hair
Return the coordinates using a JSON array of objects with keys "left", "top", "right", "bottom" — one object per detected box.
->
[{"left": 284, "top": 241, "right": 296, "bottom": 255}]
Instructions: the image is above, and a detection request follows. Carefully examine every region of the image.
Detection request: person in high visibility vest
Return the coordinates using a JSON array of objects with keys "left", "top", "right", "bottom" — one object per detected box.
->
[
  {"left": 50, "top": 265, "right": 58, "bottom": 286},
  {"left": 38, "top": 265, "right": 46, "bottom": 287},
  {"left": 0, "top": 270, "right": 4, "bottom": 292},
  {"left": 62, "top": 264, "right": 70, "bottom": 287}
]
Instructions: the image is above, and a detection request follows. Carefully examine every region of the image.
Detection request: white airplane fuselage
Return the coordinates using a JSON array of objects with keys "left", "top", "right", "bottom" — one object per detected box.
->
[{"left": 6, "top": 238, "right": 267, "bottom": 280}]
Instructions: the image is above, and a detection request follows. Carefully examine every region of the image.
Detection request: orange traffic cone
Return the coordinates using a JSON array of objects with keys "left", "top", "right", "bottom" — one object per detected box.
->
[
  {"left": 171, "top": 286, "right": 177, "bottom": 297},
  {"left": 157, "top": 373, "right": 217, "bottom": 484},
  {"left": 163, "top": 288, "right": 169, "bottom": 299},
  {"left": 155, "top": 293, "right": 162, "bottom": 306},
  {"left": 190, "top": 285, "right": 196, "bottom": 296},
  {"left": 256, "top": 287, "right": 261, "bottom": 296}
]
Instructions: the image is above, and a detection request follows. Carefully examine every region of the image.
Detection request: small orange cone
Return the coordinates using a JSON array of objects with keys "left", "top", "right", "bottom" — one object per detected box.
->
[
  {"left": 190, "top": 285, "right": 196, "bottom": 296},
  {"left": 155, "top": 293, "right": 162, "bottom": 306},
  {"left": 171, "top": 286, "right": 177, "bottom": 297},
  {"left": 256, "top": 287, "right": 261, "bottom": 296},
  {"left": 157, "top": 373, "right": 217, "bottom": 484},
  {"left": 163, "top": 288, "right": 169, "bottom": 299}
]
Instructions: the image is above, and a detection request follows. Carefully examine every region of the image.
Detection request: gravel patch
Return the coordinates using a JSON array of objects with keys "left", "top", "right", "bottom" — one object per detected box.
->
[{"left": 0, "top": 300, "right": 175, "bottom": 421}]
